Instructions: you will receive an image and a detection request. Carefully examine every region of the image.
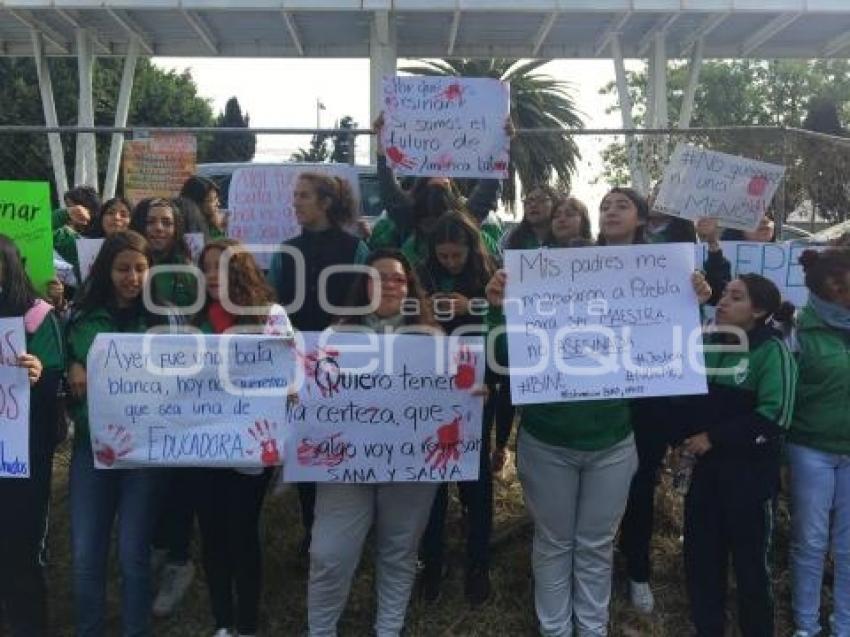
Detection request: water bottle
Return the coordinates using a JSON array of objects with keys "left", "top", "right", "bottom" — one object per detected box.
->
[{"left": 673, "top": 449, "right": 696, "bottom": 496}]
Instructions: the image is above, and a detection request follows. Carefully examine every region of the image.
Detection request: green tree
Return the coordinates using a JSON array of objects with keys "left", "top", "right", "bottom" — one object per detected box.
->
[
  {"left": 0, "top": 57, "right": 214, "bottom": 197},
  {"left": 598, "top": 59, "right": 850, "bottom": 220},
  {"left": 203, "top": 96, "right": 256, "bottom": 163},
  {"left": 400, "top": 58, "right": 584, "bottom": 206},
  {"left": 330, "top": 116, "right": 357, "bottom": 164},
  {"left": 290, "top": 132, "right": 330, "bottom": 162}
]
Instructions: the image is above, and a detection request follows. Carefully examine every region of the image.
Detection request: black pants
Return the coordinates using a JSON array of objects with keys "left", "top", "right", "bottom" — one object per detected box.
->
[
  {"left": 684, "top": 463, "right": 775, "bottom": 637},
  {"left": 0, "top": 450, "right": 53, "bottom": 637},
  {"left": 620, "top": 415, "right": 675, "bottom": 583},
  {"left": 196, "top": 468, "right": 271, "bottom": 635},
  {"left": 153, "top": 468, "right": 202, "bottom": 563},
  {"left": 297, "top": 482, "right": 316, "bottom": 544},
  {"left": 420, "top": 387, "right": 497, "bottom": 573}
]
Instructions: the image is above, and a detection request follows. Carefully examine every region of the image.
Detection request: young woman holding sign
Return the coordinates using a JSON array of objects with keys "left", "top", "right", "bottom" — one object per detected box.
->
[
  {"left": 677, "top": 274, "right": 796, "bottom": 637},
  {"left": 0, "top": 234, "right": 64, "bottom": 636},
  {"left": 787, "top": 249, "right": 850, "bottom": 637},
  {"left": 131, "top": 197, "right": 200, "bottom": 616},
  {"left": 65, "top": 230, "right": 181, "bottom": 637},
  {"left": 268, "top": 172, "right": 368, "bottom": 556},
  {"left": 308, "top": 248, "right": 449, "bottom": 637},
  {"left": 194, "top": 239, "right": 291, "bottom": 637}
]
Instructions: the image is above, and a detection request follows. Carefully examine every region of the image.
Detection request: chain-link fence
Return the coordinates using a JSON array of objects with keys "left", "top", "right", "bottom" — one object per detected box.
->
[{"left": 2, "top": 125, "right": 849, "bottom": 238}]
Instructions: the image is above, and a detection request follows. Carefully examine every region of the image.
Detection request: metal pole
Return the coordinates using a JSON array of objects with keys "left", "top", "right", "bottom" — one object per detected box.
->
[
  {"left": 75, "top": 28, "right": 97, "bottom": 189},
  {"left": 678, "top": 37, "right": 704, "bottom": 129},
  {"left": 611, "top": 35, "right": 647, "bottom": 194},
  {"left": 369, "top": 10, "right": 396, "bottom": 164},
  {"left": 103, "top": 37, "right": 139, "bottom": 199},
  {"left": 31, "top": 30, "right": 68, "bottom": 201}
]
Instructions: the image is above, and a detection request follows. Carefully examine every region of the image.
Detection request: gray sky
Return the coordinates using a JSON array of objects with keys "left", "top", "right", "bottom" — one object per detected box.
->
[{"left": 154, "top": 57, "right": 642, "bottom": 218}]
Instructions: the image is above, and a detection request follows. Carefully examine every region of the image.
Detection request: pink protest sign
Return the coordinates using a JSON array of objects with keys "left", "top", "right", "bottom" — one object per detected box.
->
[{"left": 381, "top": 76, "right": 510, "bottom": 179}]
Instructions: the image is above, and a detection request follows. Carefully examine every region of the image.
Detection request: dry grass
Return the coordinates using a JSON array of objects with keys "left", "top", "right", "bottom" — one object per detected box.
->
[{"left": 42, "top": 442, "right": 810, "bottom": 636}]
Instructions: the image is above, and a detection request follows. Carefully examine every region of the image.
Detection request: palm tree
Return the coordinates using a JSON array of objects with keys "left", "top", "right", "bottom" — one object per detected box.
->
[{"left": 400, "top": 58, "right": 584, "bottom": 207}]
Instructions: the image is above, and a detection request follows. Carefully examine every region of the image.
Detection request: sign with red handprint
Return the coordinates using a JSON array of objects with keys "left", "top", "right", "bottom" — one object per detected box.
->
[
  {"left": 381, "top": 76, "right": 510, "bottom": 179},
  {"left": 282, "top": 332, "right": 485, "bottom": 484}
]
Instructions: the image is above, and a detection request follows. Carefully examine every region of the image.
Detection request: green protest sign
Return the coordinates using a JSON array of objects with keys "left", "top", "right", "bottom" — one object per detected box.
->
[{"left": 0, "top": 180, "right": 54, "bottom": 292}]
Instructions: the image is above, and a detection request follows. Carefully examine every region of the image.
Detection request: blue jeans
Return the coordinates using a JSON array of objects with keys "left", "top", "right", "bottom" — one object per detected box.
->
[
  {"left": 789, "top": 443, "right": 850, "bottom": 637},
  {"left": 70, "top": 443, "right": 161, "bottom": 637}
]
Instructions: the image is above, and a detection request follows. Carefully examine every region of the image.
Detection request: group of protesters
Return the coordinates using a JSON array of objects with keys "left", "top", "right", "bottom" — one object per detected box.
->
[{"left": 0, "top": 116, "right": 848, "bottom": 637}]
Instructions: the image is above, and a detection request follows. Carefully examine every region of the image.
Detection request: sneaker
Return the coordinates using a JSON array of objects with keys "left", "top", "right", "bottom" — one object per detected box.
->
[
  {"left": 464, "top": 566, "right": 491, "bottom": 606},
  {"left": 628, "top": 579, "right": 655, "bottom": 614},
  {"left": 153, "top": 561, "right": 195, "bottom": 616},
  {"left": 419, "top": 564, "right": 443, "bottom": 604}
]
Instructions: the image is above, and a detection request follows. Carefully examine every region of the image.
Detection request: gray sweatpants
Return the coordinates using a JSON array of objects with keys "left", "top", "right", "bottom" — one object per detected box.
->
[
  {"left": 518, "top": 429, "right": 638, "bottom": 637},
  {"left": 307, "top": 482, "right": 438, "bottom": 637}
]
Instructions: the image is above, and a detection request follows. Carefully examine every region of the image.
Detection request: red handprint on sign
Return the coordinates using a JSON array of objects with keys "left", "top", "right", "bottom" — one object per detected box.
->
[
  {"left": 424, "top": 416, "right": 462, "bottom": 469},
  {"left": 386, "top": 146, "right": 416, "bottom": 170},
  {"left": 93, "top": 424, "right": 132, "bottom": 467},
  {"left": 297, "top": 432, "right": 347, "bottom": 467},
  {"left": 247, "top": 419, "right": 280, "bottom": 466},
  {"left": 747, "top": 175, "right": 769, "bottom": 197},
  {"left": 294, "top": 347, "right": 340, "bottom": 397},
  {"left": 453, "top": 345, "right": 478, "bottom": 390},
  {"left": 439, "top": 82, "right": 465, "bottom": 102}
]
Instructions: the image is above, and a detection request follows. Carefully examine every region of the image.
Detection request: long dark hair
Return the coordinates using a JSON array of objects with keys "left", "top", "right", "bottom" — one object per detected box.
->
[
  {"left": 196, "top": 239, "right": 277, "bottom": 326},
  {"left": 409, "top": 179, "right": 465, "bottom": 231},
  {"left": 737, "top": 273, "right": 795, "bottom": 326},
  {"left": 87, "top": 196, "right": 132, "bottom": 239},
  {"left": 339, "top": 248, "right": 435, "bottom": 328},
  {"left": 800, "top": 248, "right": 850, "bottom": 301},
  {"left": 180, "top": 175, "right": 222, "bottom": 234},
  {"left": 596, "top": 187, "right": 648, "bottom": 245},
  {"left": 130, "top": 197, "right": 190, "bottom": 263},
  {"left": 65, "top": 185, "right": 101, "bottom": 227},
  {"left": 550, "top": 195, "right": 592, "bottom": 244},
  {"left": 422, "top": 212, "right": 494, "bottom": 297},
  {"left": 0, "top": 234, "right": 40, "bottom": 317},
  {"left": 75, "top": 230, "right": 156, "bottom": 315},
  {"left": 505, "top": 184, "right": 557, "bottom": 250}
]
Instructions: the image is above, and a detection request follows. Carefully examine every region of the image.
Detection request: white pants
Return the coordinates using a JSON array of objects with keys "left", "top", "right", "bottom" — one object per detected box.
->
[
  {"left": 307, "top": 482, "right": 438, "bottom": 637},
  {"left": 518, "top": 430, "right": 638, "bottom": 637}
]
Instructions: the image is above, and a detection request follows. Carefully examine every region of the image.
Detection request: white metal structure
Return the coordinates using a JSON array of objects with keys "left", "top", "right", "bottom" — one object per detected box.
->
[{"left": 3, "top": 0, "right": 850, "bottom": 197}]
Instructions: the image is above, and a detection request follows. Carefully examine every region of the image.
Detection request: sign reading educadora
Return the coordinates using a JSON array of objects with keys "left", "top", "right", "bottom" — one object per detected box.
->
[
  {"left": 282, "top": 332, "right": 485, "bottom": 484},
  {"left": 227, "top": 163, "right": 360, "bottom": 268},
  {"left": 503, "top": 244, "right": 707, "bottom": 405},
  {"left": 381, "top": 76, "right": 510, "bottom": 179},
  {"left": 0, "top": 318, "right": 30, "bottom": 478},
  {"left": 695, "top": 241, "right": 824, "bottom": 309},
  {"left": 655, "top": 143, "right": 785, "bottom": 231},
  {"left": 0, "top": 180, "right": 54, "bottom": 292},
  {"left": 123, "top": 134, "right": 196, "bottom": 205},
  {"left": 86, "top": 333, "right": 294, "bottom": 469}
]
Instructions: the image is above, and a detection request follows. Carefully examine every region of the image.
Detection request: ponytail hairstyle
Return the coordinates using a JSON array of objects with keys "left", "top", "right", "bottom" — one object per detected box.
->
[
  {"left": 130, "top": 197, "right": 191, "bottom": 264},
  {"left": 799, "top": 248, "right": 850, "bottom": 302},
  {"left": 196, "top": 239, "right": 276, "bottom": 327},
  {"left": 339, "top": 248, "right": 435, "bottom": 328},
  {"left": 297, "top": 173, "right": 359, "bottom": 228},
  {"left": 0, "top": 234, "right": 40, "bottom": 317},
  {"left": 596, "top": 186, "right": 648, "bottom": 246},
  {"left": 424, "top": 212, "right": 494, "bottom": 296},
  {"left": 737, "top": 273, "right": 795, "bottom": 325},
  {"left": 505, "top": 183, "right": 558, "bottom": 250}
]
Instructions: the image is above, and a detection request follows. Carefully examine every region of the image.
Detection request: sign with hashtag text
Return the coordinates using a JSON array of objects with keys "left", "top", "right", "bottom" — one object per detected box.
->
[
  {"left": 381, "top": 76, "right": 510, "bottom": 179},
  {"left": 282, "top": 331, "right": 485, "bottom": 483},
  {"left": 655, "top": 143, "right": 785, "bottom": 231}
]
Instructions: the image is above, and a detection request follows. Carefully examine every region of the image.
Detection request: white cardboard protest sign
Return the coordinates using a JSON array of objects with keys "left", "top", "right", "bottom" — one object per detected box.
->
[
  {"left": 695, "top": 241, "right": 823, "bottom": 309},
  {"left": 86, "top": 333, "right": 294, "bottom": 469},
  {"left": 655, "top": 143, "right": 785, "bottom": 231},
  {"left": 227, "top": 164, "right": 360, "bottom": 268},
  {"left": 503, "top": 244, "right": 707, "bottom": 405},
  {"left": 0, "top": 318, "right": 30, "bottom": 478},
  {"left": 77, "top": 233, "right": 205, "bottom": 282},
  {"left": 282, "top": 332, "right": 485, "bottom": 484},
  {"left": 381, "top": 76, "right": 510, "bottom": 179}
]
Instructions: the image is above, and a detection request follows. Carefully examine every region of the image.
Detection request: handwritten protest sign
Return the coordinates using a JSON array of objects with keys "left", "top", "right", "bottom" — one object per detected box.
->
[
  {"left": 381, "top": 76, "right": 510, "bottom": 179},
  {"left": 227, "top": 164, "right": 359, "bottom": 268},
  {"left": 0, "top": 180, "right": 54, "bottom": 292},
  {"left": 282, "top": 332, "right": 485, "bottom": 484},
  {"left": 655, "top": 143, "right": 785, "bottom": 231},
  {"left": 696, "top": 241, "right": 823, "bottom": 308},
  {"left": 0, "top": 318, "right": 30, "bottom": 478},
  {"left": 503, "top": 244, "right": 707, "bottom": 405},
  {"left": 86, "top": 333, "right": 294, "bottom": 469},
  {"left": 123, "top": 134, "right": 196, "bottom": 205},
  {"left": 76, "top": 232, "right": 204, "bottom": 282}
]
